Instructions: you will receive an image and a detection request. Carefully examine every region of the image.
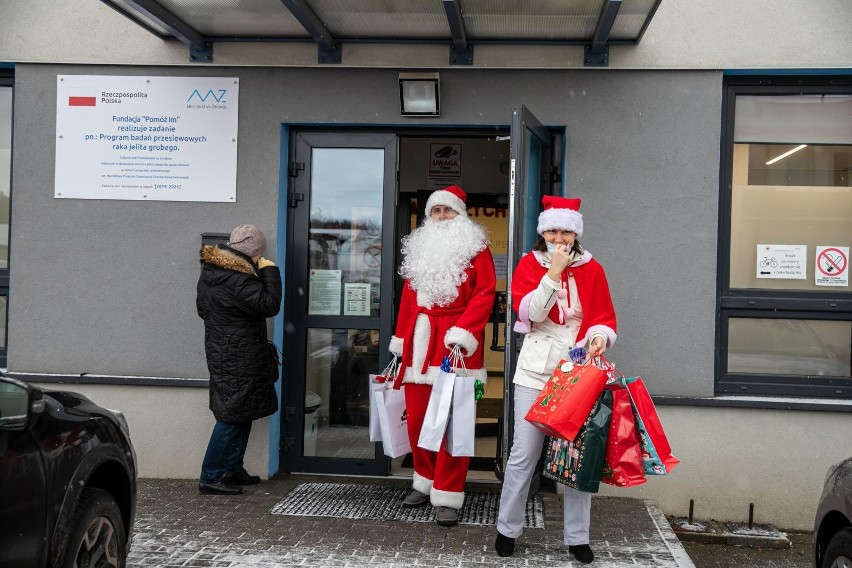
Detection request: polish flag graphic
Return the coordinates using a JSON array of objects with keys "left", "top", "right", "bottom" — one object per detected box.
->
[{"left": 68, "top": 89, "right": 96, "bottom": 107}]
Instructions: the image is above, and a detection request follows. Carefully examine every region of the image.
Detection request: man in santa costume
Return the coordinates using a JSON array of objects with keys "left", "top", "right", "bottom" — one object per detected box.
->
[{"left": 389, "top": 185, "right": 496, "bottom": 527}]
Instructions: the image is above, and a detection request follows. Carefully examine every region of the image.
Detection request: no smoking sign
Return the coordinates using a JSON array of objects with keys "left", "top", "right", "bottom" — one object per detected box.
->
[{"left": 815, "top": 246, "right": 849, "bottom": 287}]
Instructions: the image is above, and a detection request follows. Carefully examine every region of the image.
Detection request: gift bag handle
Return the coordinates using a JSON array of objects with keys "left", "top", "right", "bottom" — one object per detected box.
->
[{"left": 449, "top": 344, "right": 467, "bottom": 373}]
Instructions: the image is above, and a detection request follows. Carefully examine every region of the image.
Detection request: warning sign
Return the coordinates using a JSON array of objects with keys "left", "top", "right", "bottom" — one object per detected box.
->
[{"left": 815, "top": 246, "right": 849, "bottom": 287}]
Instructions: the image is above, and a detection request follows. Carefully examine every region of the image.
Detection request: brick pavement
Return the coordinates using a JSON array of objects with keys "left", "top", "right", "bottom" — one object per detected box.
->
[{"left": 128, "top": 476, "right": 695, "bottom": 568}]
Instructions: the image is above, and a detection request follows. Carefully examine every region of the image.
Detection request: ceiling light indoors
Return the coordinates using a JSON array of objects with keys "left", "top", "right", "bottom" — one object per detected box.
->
[
  {"left": 399, "top": 72, "right": 440, "bottom": 116},
  {"left": 765, "top": 144, "right": 808, "bottom": 165}
]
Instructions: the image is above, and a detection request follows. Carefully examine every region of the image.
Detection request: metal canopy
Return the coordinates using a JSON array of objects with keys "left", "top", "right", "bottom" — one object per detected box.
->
[{"left": 101, "top": 0, "right": 661, "bottom": 66}]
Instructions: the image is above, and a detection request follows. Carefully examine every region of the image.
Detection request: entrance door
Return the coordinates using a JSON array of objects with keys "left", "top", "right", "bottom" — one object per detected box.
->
[
  {"left": 502, "top": 107, "right": 556, "bottom": 472},
  {"left": 283, "top": 131, "right": 397, "bottom": 475}
]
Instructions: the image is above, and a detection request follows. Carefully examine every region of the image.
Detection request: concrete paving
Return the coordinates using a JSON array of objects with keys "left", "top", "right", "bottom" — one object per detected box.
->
[{"left": 127, "top": 476, "right": 695, "bottom": 568}]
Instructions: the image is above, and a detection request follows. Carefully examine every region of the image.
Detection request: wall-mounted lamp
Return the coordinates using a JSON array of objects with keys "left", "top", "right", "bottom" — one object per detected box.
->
[{"left": 399, "top": 72, "right": 440, "bottom": 116}]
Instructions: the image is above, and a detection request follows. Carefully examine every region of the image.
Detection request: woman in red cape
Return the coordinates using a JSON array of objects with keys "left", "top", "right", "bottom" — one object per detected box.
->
[{"left": 494, "top": 195, "right": 617, "bottom": 564}]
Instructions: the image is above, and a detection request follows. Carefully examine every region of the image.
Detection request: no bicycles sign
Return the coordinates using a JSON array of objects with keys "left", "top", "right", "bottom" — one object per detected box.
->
[{"left": 815, "top": 246, "right": 849, "bottom": 287}]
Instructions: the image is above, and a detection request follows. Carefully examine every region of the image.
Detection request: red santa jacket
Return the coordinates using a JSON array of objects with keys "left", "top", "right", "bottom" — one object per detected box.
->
[
  {"left": 391, "top": 248, "right": 496, "bottom": 386},
  {"left": 511, "top": 250, "right": 617, "bottom": 348}
]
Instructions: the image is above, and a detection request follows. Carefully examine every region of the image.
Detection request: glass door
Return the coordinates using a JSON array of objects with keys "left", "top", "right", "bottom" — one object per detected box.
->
[
  {"left": 501, "top": 107, "right": 554, "bottom": 474},
  {"left": 283, "top": 131, "right": 397, "bottom": 475}
]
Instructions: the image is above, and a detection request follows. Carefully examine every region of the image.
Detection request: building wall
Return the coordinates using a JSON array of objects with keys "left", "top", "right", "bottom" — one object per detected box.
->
[
  {"left": 9, "top": 64, "right": 721, "bottom": 396},
  {"left": 0, "top": 0, "right": 850, "bottom": 70}
]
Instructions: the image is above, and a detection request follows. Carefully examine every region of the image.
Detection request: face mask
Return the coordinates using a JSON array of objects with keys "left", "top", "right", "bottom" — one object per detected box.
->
[{"left": 545, "top": 242, "right": 557, "bottom": 255}]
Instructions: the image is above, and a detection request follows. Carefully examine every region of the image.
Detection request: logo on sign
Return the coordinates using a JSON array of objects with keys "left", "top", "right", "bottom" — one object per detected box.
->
[{"left": 187, "top": 89, "right": 228, "bottom": 103}]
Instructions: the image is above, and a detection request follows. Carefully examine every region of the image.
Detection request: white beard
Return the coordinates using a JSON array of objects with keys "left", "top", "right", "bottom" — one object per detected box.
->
[{"left": 399, "top": 216, "right": 487, "bottom": 308}]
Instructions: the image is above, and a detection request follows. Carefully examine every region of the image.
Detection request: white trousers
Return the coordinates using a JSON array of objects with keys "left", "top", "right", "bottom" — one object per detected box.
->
[{"left": 496, "top": 384, "right": 592, "bottom": 546}]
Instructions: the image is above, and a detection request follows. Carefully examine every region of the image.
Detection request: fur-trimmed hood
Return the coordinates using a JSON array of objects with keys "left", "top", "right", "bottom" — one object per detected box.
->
[{"left": 199, "top": 245, "right": 258, "bottom": 277}]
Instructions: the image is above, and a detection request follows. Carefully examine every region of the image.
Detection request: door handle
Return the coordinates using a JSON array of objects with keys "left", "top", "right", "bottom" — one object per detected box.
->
[{"left": 490, "top": 291, "right": 507, "bottom": 352}]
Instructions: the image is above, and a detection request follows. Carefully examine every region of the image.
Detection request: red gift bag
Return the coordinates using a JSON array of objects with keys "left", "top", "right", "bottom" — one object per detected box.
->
[
  {"left": 524, "top": 360, "right": 609, "bottom": 441},
  {"left": 620, "top": 376, "right": 680, "bottom": 475},
  {"left": 600, "top": 387, "right": 646, "bottom": 487}
]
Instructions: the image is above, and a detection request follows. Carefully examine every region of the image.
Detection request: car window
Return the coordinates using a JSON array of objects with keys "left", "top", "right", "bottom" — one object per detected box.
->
[{"left": 0, "top": 381, "right": 28, "bottom": 426}]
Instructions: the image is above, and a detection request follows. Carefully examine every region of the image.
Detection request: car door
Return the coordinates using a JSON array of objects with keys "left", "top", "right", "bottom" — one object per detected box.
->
[{"left": 0, "top": 379, "right": 47, "bottom": 567}]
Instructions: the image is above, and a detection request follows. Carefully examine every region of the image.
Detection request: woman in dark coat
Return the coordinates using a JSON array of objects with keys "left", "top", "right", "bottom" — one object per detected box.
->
[{"left": 196, "top": 224, "right": 282, "bottom": 495}]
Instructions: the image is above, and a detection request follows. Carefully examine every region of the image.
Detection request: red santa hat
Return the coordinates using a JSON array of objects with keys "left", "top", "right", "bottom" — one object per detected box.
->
[
  {"left": 424, "top": 185, "right": 468, "bottom": 218},
  {"left": 536, "top": 195, "right": 584, "bottom": 237}
]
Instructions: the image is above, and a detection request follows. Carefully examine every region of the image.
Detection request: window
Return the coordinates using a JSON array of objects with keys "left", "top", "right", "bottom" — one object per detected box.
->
[
  {"left": 718, "top": 77, "right": 852, "bottom": 399},
  {"left": 0, "top": 69, "right": 12, "bottom": 368}
]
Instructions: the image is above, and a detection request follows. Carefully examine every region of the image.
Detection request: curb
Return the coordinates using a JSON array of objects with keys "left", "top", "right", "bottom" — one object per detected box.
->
[{"left": 668, "top": 517, "right": 792, "bottom": 548}]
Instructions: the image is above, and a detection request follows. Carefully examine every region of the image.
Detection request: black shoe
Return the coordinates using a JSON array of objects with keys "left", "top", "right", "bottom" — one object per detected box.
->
[
  {"left": 198, "top": 481, "right": 243, "bottom": 495},
  {"left": 494, "top": 531, "right": 515, "bottom": 557},
  {"left": 402, "top": 489, "right": 429, "bottom": 508},
  {"left": 568, "top": 544, "right": 594, "bottom": 564},
  {"left": 223, "top": 470, "right": 261, "bottom": 485}
]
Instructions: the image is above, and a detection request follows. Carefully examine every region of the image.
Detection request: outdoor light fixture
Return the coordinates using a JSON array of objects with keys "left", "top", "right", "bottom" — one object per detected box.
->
[{"left": 399, "top": 72, "right": 440, "bottom": 116}]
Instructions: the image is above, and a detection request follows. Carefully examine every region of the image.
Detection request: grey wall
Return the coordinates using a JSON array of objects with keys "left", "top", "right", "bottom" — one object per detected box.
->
[{"left": 10, "top": 64, "right": 720, "bottom": 397}]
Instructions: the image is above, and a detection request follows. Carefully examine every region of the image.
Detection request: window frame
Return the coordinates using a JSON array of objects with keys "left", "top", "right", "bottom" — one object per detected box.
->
[
  {"left": 0, "top": 68, "right": 12, "bottom": 367},
  {"left": 716, "top": 75, "right": 852, "bottom": 399}
]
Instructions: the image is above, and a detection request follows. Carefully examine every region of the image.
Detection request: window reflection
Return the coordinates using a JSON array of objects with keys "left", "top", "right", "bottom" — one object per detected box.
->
[
  {"left": 728, "top": 318, "right": 851, "bottom": 377},
  {"left": 0, "top": 86, "right": 11, "bottom": 269},
  {"left": 303, "top": 327, "right": 379, "bottom": 459},
  {"left": 729, "top": 94, "right": 852, "bottom": 291},
  {"left": 308, "top": 148, "right": 383, "bottom": 317}
]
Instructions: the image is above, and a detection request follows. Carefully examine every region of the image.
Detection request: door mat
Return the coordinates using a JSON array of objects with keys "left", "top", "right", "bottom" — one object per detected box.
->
[{"left": 270, "top": 482, "right": 544, "bottom": 528}]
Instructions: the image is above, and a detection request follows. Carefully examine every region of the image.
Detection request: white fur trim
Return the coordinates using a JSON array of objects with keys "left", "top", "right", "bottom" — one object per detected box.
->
[
  {"left": 389, "top": 336, "right": 404, "bottom": 356},
  {"left": 444, "top": 326, "right": 478, "bottom": 356},
  {"left": 412, "top": 471, "right": 433, "bottom": 495},
  {"left": 425, "top": 190, "right": 467, "bottom": 217},
  {"left": 576, "top": 324, "right": 617, "bottom": 348},
  {"left": 537, "top": 208, "right": 583, "bottom": 237},
  {"left": 430, "top": 487, "right": 465, "bottom": 509},
  {"left": 410, "top": 314, "right": 431, "bottom": 379}
]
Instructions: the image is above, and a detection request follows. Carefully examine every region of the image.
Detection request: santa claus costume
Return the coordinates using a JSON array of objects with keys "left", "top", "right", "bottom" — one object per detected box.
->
[
  {"left": 389, "top": 185, "right": 496, "bottom": 523},
  {"left": 495, "top": 195, "right": 617, "bottom": 564}
]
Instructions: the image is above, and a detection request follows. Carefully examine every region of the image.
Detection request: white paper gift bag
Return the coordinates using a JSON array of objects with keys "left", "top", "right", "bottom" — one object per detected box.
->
[
  {"left": 446, "top": 375, "right": 479, "bottom": 456},
  {"left": 417, "top": 347, "right": 462, "bottom": 452},
  {"left": 376, "top": 386, "right": 411, "bottom": 458},
  {"left": 368, "top": 356, "right": 398, "bottom": 443}
]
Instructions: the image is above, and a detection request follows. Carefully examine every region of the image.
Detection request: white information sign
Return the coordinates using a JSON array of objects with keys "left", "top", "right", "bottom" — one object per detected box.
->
[
  {"left": 55, "top": 75, "right": 239, "bottom": 202},
  {"left": 308, "top": 269, "right": 342, "bottom": 315},
  {"left": 815, "top": 246, "right": 849, "bottom": 287},
  {"left": 343, "top": 283, "right": 371, "bottom": 316},
  {"left": 755, "top": 244, "right": 807, "bottom": 280}
]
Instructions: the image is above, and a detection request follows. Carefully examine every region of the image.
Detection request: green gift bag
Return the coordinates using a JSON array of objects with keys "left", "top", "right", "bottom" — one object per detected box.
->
[{"left": 542, "top": 390, "right": 613, "bottom": 493}]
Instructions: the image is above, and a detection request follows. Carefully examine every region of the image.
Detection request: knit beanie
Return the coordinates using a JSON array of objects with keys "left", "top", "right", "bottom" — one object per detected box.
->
[{"left": 229, "top": 224, "right": 266, "bottom": 257}]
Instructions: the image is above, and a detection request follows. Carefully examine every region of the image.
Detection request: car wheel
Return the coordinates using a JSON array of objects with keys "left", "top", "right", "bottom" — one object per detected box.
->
[
  {"left": 60, "top": 488, "right": 127, "bottom": 568},
  {"left": 823, "top": 527, "right": 852, "bottom": 568}
]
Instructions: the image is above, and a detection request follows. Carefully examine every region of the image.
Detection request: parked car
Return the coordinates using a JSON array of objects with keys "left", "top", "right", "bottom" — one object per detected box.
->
[
  {"left": 0, "top": 376, "right": 137, "bottom": 567},
  {"left": 813, "top": 456, "right": 852, "bottom": 568}
]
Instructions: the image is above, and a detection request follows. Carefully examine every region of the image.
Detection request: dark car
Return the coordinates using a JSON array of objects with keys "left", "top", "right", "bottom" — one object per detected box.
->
[
  {"left": 814, "top": 456, "right": 852, "bottom": 568},
  {"left": 0, "top": 376, "right": 137, "bottom": 567}
]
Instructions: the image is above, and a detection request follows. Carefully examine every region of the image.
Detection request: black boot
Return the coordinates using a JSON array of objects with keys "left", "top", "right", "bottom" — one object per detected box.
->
[
  {"left": 198, "top": 481, "right": 243, "bottom": 495},
  {"left": 568, "top": 544, "right": 594, "bottom": 564},
  {"left": 495, "top": 531, "right": 515, "bottom": 557},
  {"left": 223, "top": 469, "right": 261, "bottom": 485}
]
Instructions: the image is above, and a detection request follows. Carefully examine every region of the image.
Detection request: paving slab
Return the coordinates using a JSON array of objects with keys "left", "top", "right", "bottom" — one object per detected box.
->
[{"left": 128, "top": 476, "right": 694, "bottom": 568}]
